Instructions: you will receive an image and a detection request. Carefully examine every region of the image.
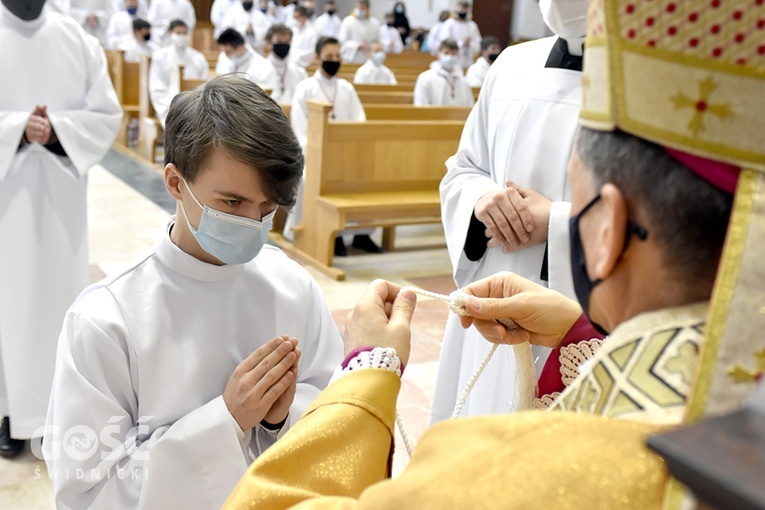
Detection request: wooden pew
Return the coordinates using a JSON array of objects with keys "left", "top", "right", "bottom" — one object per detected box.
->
[
  {"left": 357, "top": 91, "right": 414, "bottom": 104},
  {"left": 286, "top": 101, "right": 463, "bottom": 280},
  {"left": 137, "top": 55, "right": 168, "bottom": 164},
  {"left": 106, "top": 49, "right": 141, "bottom": 146},
  {"left": 364, "top": 104, "right": 471, "bottom": 121}
]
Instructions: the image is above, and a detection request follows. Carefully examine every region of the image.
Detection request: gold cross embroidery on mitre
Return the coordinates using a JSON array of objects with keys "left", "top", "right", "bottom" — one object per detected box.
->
[{"left": 671, "top": 76, "right": 732, "bottom": 136}]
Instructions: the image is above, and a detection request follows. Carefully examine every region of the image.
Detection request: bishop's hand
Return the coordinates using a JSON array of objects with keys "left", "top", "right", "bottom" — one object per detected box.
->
[
  {"left": 458, "top": 271, "right": 582, "bottom": 349},
  {"left": 223, "top": 335, "right": 299, "bottom": 431},
  {"left": 343, "top": 280, "right": 416, "bottom": 365}
]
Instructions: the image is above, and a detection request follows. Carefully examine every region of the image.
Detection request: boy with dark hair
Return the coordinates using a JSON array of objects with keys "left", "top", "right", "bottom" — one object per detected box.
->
[
  {"left": 414, "top": 38, "right": 474, "bottom": 106},
  {"left": 44, "top": 75, "right": 343, "bottom": 509},
  {"left": 215, "top": 27, "right": 269, "bottom": 76},
  {"left": 466, "top": 35, "right": 502, "bottom": 87},
  {"left": 118, "top": 17, "right": 158, "bottom": 63},
  {"left": 287, "top": 36, "right": 382, "bottom": 256},
  {"left": 263, "top": 23, "right": 309, "bottom": 104}
]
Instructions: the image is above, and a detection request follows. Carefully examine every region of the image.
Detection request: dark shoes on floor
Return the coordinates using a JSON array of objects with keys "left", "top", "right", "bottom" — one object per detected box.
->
[
  {"left": 352, "top": 235, "right": 383, "bottom": 254},
  {"left": 334, "top": 236, "right": 348, "bottom": 256},
  {"left": 0, "top": 417, "right": 25, "bottom": 459}
]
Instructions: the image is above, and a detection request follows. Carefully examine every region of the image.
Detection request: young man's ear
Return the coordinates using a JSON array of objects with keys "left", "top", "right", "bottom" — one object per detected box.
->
[
  {"left": 164, "top": 163, "right": 184, "bottom": 200},
  {"left": 591, "top": 183, "right": 628, "bottom": 281}
]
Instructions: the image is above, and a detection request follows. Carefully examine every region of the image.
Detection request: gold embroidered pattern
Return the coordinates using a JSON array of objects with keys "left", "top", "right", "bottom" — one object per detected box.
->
[
  {"left": 671, "top": 76, "right": 732, "bottom": 135},
  {"left": 727, "top": 348, "right": 765, "bottom": 383}
]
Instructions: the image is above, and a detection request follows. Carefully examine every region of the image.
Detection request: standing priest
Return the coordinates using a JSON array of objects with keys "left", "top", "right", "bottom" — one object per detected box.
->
[{"left": 0, "top": 0, "right": 121, "bottom": 457}]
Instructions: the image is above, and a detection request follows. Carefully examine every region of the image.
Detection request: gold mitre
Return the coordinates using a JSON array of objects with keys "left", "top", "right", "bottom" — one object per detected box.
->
[
  {"left": 579, "top": 1, "right": 765, "bottom": 507},
  {"left": 580, "top": 0, "right": 765, "bottom": 171}
]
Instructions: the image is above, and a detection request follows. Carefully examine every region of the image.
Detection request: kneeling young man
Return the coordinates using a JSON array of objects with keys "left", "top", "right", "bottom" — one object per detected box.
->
[{"left": 44, "top": 75, "right": 343, "bottom": 510}]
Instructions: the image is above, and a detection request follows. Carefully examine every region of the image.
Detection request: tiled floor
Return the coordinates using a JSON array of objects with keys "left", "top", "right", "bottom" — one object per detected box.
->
[{"left": 0, "top": 148, "right": 455, "bottom": 507}]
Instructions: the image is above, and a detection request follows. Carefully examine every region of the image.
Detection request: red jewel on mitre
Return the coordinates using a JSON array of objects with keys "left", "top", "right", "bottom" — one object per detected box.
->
[{"left": 663, "top": 147, "right": 741, "bottom": 195}]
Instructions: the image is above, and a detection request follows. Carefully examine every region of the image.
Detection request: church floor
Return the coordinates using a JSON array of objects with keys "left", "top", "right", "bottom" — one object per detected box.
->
[{"left": 0, "top": 147, "right": 454, "bottom": 508}]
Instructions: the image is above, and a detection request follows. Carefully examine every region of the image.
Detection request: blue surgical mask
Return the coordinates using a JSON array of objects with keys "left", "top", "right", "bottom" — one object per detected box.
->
[
  {"left": 126, "top": 6, "right": 138, "bottom": 15},
  {"left": 439, "top": 53, "right": 457, "bottom": 70},
  {"left": 180, "top": 179, "right": 275, "bottom": 265},
  {"left": 371, "top": 51, "right": 386, "bottom": 65},
  {"left": 356, "top": 8, "right": 368, "bottom": 19}
]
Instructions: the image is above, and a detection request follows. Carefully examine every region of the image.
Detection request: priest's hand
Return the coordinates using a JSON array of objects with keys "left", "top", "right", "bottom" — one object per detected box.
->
[
  {"left": 458, "top": 271, "right": 582, "bottom": 349},
  {"left": 501, "top": 180, "right": 552, "bottom": 253},
  {"left": 475, "top": 186, "right": 535, "bottom": 252},
  {"left": 223, "top": 335, "right": 299, "bottom": 431},
  {"left": 343, "top": 280, "right": 416, "bottom": 365},
  {"left": 263, "top": 338, "right": 301, "bottom": 426}
]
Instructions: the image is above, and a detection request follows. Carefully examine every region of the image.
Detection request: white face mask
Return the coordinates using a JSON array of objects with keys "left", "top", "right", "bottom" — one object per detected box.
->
[
  {"left": 180, "top": 179, "right": 276, "bottom": 265},
  {"left": 371, "top": 51, "right": 386, "bottom": 65},
  {"left": 170, "top": 33, "right": 190, "bottom": 50},
  {"left": 538, "top": 0, "right": 588, "bottom": 41},
  {"left": 439, "top": 53, "right": 457, "bottom": 71},
  {"left": 355, "top": 8, "right": 368, "bottom": 20}
]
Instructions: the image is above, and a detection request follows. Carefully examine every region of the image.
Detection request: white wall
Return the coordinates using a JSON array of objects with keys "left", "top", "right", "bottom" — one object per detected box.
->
[{"left": 323, "top": 1, "right": 549, "bottom": 40}]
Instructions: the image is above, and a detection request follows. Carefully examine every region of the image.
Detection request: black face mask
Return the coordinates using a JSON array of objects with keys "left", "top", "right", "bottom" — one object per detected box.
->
[
  {"left": 387, "top": 22, "right": 395, "bottom": 27},
  {"left": 488, "top": 52, "right": 499, "bottom": 63},
  {"left": 569, "top": 194, "right": 648, "bottom": 335},
  {"left": 327, "top": 9, "right": 336, "bottom": 15},
  {"left": 143, "top": 32, "right": 151, "bottom": 41},
  {"left": 321, "top": 60, "right": 341, "bottom": 76},
  {"left": 2, "top": 0, "right": 45, "bottom": 20},
  {"left": 457, "top": 11, "right": 468, "bottom": 19},
  {"left": 243, "top": 1, "right": 254, "bottom": 12},
  {"left": 272, "top": 43, "right": 290, "bottom": 59}
]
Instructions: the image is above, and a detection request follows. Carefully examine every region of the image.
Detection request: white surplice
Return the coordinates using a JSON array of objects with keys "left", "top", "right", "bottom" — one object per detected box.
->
[
  {"left": 442, "top": 17, "right": 481, "bottom": 69},
  {"left": 379, "top": 24, "right": 403, "bottom": 54},
  {"left": 104, "top": 8, "right": 134, "bottom": 49},
  {"left": 413, "top": 64, "right": 474, "bottom": 107},
  {"left": 148, "top": 44, "right": 208, "bottom": 126},
  {"left": 431, "top": 37, "right": 581, "bottom": 423},
  {"left": 210, "top": 0, "right": 238, "bottom": 38},
  {"left": 465, "top": 56, "right": 491, "bottom": 88},
  {"left": 264, "top": 54, "right": 309, "bottom": 105},
  {"left": 291, "top": 22, "right": 318, "bottom": 68},
  {"left": 45, "top": 219, "right": 344, "bottom": 509},
  {"left": 284, "top": 72, "right": 367, "bottom": 241},
  {"left": 338, "top": 15, "right": 380, "bottom": 64},
  {"left": 220, "top": 3, "right": 270, "bottom": 55},
  {"left": 313, "top": 11, "right": 341, "bottom": 38},
  {"left": 353, "top": 60, "right": 397, "bottom": 85},
  {"left": 146, "top": 0, "right": 196, "bottom": 43},
  {"left": 0, "top": 6, "right": 121, "bottom": 439},
  {"left": 426, "top": 20, "right": 446, "bottom": 56},
  {"left": 118, "top": 37, "right": 158, "bottom": 63},
  {"left": 214, "top": 46, "right": 265, "bottom": 75},
  {"left": 70, "top": 0, "right": 115, "bottom": 45}
]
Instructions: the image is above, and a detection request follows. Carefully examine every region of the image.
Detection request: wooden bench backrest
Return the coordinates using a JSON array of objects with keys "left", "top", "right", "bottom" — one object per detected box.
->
[
  {"left": 363, "top": 104, "right": 471, "bottom": 121},
  {"left": 305, "top": 100, "right": 462, "bottom": 195},
  {"left": 357, "top": 91, "right": 413, "bottom": 104},
  {"left": 123, "top": 59, "right": 141, "bottom": 108}
]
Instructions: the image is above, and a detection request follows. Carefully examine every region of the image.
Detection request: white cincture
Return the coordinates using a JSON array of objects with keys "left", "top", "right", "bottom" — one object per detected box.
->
[{"left": 392, "top": 287, "right": 535, "bottom": 458}]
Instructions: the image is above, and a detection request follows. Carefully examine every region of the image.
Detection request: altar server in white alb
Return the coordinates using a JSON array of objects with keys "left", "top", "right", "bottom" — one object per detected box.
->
[
  {"left": 105, "top": 0, "right": 140, "bottom": 48},
  {"left": 220, "top": 0, "right": 270, "bottom": 54},
  {"left": 442, "top": 1, "right": 481, "bottom": 70},
  {"left": 0, "top": 0, "right": 121, "bottom": 459},
  {"left": 289, "top": 5, "right": 318, "bottom": 67},
  {"left": 414, "top": 39, "right": 474, "bottom": 107},
  {"left": 431, "top": 0, "right": 587, "bottom": 423},
  {"left": 149, "top": 19, "right": 208, "bottom": 127},
  {"left": 379, "top": 11, "right": 403, "bottom": 54},
  {"left": 118, "top": 18, "right": 158, "bottom": 63},
  {"left": 45, "top": 75, "right": 344, "bottom": 510},
  {"left": 287, "top": 36, "right": 381, "bottom": 256},
  {"left": 313, "top": 0, "right": 340, "bottom": 38},
  {"left": 353, "top": 42, "right": 396, "bottom": 85},
  {"left": 465, "top": 35, "right": 502, "bottom": 88},
  {"left": 147, "top": 0, "right": 195, "bottom": 43},
  {"left": 263, "top": 23, "right": 309, "bottom": 105},
  {"left": 214, "top": 27, "right": 267, "bottom": 76},
  {"left": 338, "top": 0, "right": 380, "bottom": 64},
  {"left": 70, "top": 0, "right": 114, "bottom": 45},
  {"left": 210, "top": 0, "right": 238, "bottom": 38}
]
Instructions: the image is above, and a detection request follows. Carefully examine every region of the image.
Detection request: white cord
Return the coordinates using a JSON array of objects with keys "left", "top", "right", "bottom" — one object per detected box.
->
[
  {"left": 395, "top": 412, "right": 415, "bottom": 457},
  {"left": 451, "top": 343, "right": 499, "bottom": 419}
]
